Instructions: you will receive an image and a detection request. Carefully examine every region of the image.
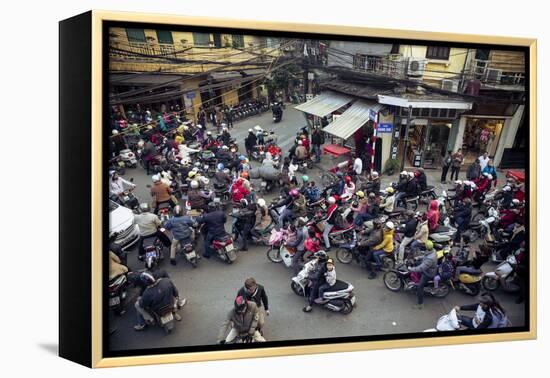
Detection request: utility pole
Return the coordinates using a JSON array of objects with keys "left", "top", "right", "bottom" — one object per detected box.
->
[{"left": 400, "top": 105, "right": 413, "bottom": 172}]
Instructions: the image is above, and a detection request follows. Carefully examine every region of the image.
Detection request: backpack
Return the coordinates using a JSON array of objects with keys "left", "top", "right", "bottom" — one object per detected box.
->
[{"left": 489, "top": 309, "right": 509, "bottom": 328}]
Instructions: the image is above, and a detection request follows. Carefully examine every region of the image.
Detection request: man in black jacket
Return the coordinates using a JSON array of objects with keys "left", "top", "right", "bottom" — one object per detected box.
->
[
  {"left": 311, "top": 127, "right": 324, "bottom": 163},
  {"left": 398, "top": 210, "right": 418, "bottom": 263},
  {"left": 452, "top": 198, "right": 472, "bottom": 242},
  {"left": 197, "top": 203, "right": 228, "bottom": 258},
  {"left": 245, "top": 129, "right": 257, "bottom": 158},
  {"left": 237, "top": 277, "right": 269, "bottom": 330}
]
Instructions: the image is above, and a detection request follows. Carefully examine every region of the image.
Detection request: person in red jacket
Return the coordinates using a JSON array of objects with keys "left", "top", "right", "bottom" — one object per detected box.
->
[
  {"left": 427, "top": 200, "right": 440, "bottom": 232},
  {"left": 231, "top": 178, "right": 250, "bottom": 203},
  {"left": 473, "top": 173, "right": 491, "bottom": 201},
  {"left": 301, "top": 135, "right": 310, "bottom": 154}
]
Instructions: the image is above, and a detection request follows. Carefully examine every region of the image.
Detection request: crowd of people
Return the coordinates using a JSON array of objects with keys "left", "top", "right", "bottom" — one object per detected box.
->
[{"left": 108, "top": 102, "right": 526, "bottom": 340}]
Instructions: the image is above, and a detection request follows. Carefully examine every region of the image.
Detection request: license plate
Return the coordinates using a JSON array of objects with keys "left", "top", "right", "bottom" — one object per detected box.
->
[
  {"left": 118, "top": 161, "right": 125, "bottom": 167},
  {"left": 186, "top": 250, "right": 196, "bottom": 258},
  {"left": 146, "top": 251, "right": 156, "bottom": 259},
  {"left": 160, "top": 313, "right": 174, "bottom": 325},
  {"left": 225, "top": 243, "right": 234, "bottom": 252},
  {"left": 110, "top": 296, "right": 120, "bottom": 306}
]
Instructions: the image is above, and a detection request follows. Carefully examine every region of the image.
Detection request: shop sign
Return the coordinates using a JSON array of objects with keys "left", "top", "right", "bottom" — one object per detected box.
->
[
  {"left": 185, "top": 91, "right": 196, "bottom": 99},
  {"left": 377, "top": 123, "right": 393, "bottom": 133}
]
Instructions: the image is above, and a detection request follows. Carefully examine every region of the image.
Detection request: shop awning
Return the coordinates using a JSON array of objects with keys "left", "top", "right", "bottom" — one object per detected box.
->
[
  {"left": 322, "top": 100, "right": 383, "bottom": 140},
  {"left": 377, "top": 95, "right": 472, "bottom": 110},
  {"left": 294, "top": 91, "right": 353, "bottom": 117}
]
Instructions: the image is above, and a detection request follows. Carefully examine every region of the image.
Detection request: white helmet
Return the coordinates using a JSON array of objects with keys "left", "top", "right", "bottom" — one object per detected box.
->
[
  {"left": 483, "top": 172, "right": 490, "bottom": 178},
  {"left": 222, "top": 145, "right": 229, "bottom": 150},
  {"left": 197, "top": 124, "right": 203, "bottom": 129},
  {"left": 298, "top": 140, "right": 303, "bottom": 145},
  {"left": 327, "top": 196, "right": 336, "bottom": 205},
  {"left": 257, "top": 198, "right": 266, "bottom": 207},
  {"left": 152, "top": 175, "right": 160, "bottom": 182},
  {"left": 190, "top": 180, "right": 199, "bottom": 189},
  {"left": 112, "top": 129, "right": 119, "bottom": 135},
  {"left": 206, "top": 131, "right": 212, "bottom": 136},
  {"left": 248, "top": 128, "right": 253, "bottom": 132},
  {"left": 512, "top": 199, "right": 521, "bottom": 205},
  {"left": 385, "top": 221, "right": 395, "bottom": 230},
  {"left": 254, "top": 125, "right": 262, "bottom": 131},
  {"left": 400, "top": 170, "right": 408, "bottom": 176},
  {"left": 455, "top": 180, "right": 463, "bottom": 185},
  {"left": 137, "top": 140, "right": 145, "bottom": 148},
  {"left": 202, "top": 178, "right": 210, "bottom": 185},
  {"left": 408, "top": 172, "right": 415, "bottom": 178},
  {"left": 371, "top": 171, "right": 379, "bottom": 178},
  {"left": 503, "top": 185, "right": 512, "bottom": 192},
  {"left": 221, "top": 123, "right": 227, "bottom": 128},
  {"left": 486, "top": 174, "right": 493, "bottom": 180}
]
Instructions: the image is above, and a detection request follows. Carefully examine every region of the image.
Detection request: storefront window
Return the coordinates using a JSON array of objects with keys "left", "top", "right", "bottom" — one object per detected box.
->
[{"left": 462, "top": 118, "right": 504, "bottom": 163}]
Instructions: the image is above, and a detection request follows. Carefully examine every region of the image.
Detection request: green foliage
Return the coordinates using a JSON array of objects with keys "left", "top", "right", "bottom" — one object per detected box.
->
[{"left": 384, "top": 158, "right": 400, "bottom": 175}]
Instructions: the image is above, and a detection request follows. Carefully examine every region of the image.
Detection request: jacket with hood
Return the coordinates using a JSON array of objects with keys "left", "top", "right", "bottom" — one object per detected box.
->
[
  {"left": 373, "top": 229, "right": 395, "bottom": 253},
  {"left": 414, "top": 220, "right": 429, "bottom": 243},
  {"left": 427, "top": 200, "right": 440, "bottom": 232},
  {"left": 217, "top": 301, "right": 260, "bottom": 342}
]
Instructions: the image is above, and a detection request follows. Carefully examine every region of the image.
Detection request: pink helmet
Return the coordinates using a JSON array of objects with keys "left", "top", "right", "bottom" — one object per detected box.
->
[{"left": 289, "top": 188, "right": 300, "bottom": 197}]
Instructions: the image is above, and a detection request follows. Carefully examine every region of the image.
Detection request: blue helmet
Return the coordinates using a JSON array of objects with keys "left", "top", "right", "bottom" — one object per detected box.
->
[
  {"left": 239, "top": 155, "right": 246, "bottom": 161},
  {"left": 217, "top": 163, "right": 224, "bottom": 171}
]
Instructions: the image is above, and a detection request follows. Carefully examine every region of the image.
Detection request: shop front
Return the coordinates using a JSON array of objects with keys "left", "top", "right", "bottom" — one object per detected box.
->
[
  {"left": 406, "top": 119, "right": 452, "bottom": 168},
  {"left": 461, "top": 118, "right": 504, "bottom": 163}
]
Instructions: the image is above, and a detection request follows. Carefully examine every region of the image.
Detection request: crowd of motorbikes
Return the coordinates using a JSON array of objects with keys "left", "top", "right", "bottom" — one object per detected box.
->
[{"left": 107, "top": 102, "right": 525, "bottom": 338}]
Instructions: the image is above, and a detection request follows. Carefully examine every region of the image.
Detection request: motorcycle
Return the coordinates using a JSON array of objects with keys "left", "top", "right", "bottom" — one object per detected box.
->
[
  {"left": 250, "top": 145, "right": 266, "bottom": 161},
  {"left": 482, "top": 253, "right": 520, "bottom": 293},
  {"left": 266, "top": 228, "right": 294, "bottom": 267},
  {"left": 307, "top": 213, "right": 355, "bottom": 246},
  {"left": 118, "top": 148, "right": 138, "bottom": 168},
  {"left": 448, "top": 246, "right": 484, "bottom": 296},
  {"left": 423, "top": 308, "right": 462, "bottom": 332},
  {"left": 151, "top": 299, "right": 185, "bottom": 334},
  {"left": 468, "top": 205, "right": 499, "bottom": 243},
  {"left": 157, "top": 202, "right": 172, "bottom": 223},
  {"left": 231, "top": 214, "right": 272, "bottom": 247},
  {"left": 383, "top": 263, "right": 451, "bottom": 298},
  {"left": 142, "top": 229, "right": 167, "bottom": 269},
  {"left": 211, "top": 235, "right": 237, "bottom": 264},
  {"left": 429, "top": 221, "right": 458, "bottom": 245},
  {"left": 291, "top": 263, "right": 356, "bottom": 314},
  {"left": 175, "top": 241, "right": 199, "bottom": 268},
  {"left": 418, "top": 185, "right": 438, "bottom": 204},
  {"left": 108, "top": 274, "right": 128, "bottom": 315}
]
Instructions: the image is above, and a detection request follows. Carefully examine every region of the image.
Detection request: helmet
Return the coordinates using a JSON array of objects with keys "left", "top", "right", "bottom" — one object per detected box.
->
[
  {"left": 296, "top": 217, "right": 308, "bottom": 226},
  {"left": 234, "top": 295, "right": 248, "bottom": 313},
  {"left": 369, "top": 192, "right": 376, "bottom": 198},
  {"left": 486, "top": 174, "right": 493, "bottom": 180},
  {"left": 207, "top": 202, "right": 218, "bottom": 211},
  {"left": 221, "top": 123, "right": 227, "bottom": 128},
  {"left": 511, "top": 199, "right": 521, "bottom": 206},
  {"left": 217, "top": 163, "right": 224, "bottom": 171},
  {"left": 408, "top": 172, "right": 415, "bottom": 178},
  {"left": 239, "top": 155, "right": 246, "bottom": 161},
  {"left": 139, "top": 203, "right": 150, "bottom": 212},
  {"left": 190, "top": 180, "right": 199, "bottom": 189},
  {"left": 502, "top": 185, "right": 512, "bottom": 192},
  {"left": 188, "top": 171, "right": 196, "bottom": 178},
  {"left": 240, "top": 171, "right": 249, "bottom": 179},
  {"left": 202, "top": 178, "right": 210, "bottom": 186},
  {"left": 302, "top": 175, "right": 309, "bottom": 182},
  {"left": 386, "top": 187, "right": 394, "bottom": 194},
  {"left": 240, "top": 198, "right": 249, "bottom": 207},
  {"left": 336, "top": 171, "right": 343, "bottom": 178},
  {"left": 483, "top": 172, "right": 490, "bottom": 178},
  {"left": 405, "top": 210, "right": 415, "bottom": 218},
  {"left": 425, "top": 240, "right": 434, "bottom": 250},
  {"left": 385, "top": 221, "right": 395, "bottom": 230},
  {"left": 289, "top": 188, "right": 300, "bottom": 197},
  {"left": 257, "top": 198, "right": 266, "bottom": 207},
  {"left": 371, "top": 171, "right": 379, "bottom": 178},
  {"left": 356, "top": 191, "right": 365, "bottom": 198},
  {"left": 223, "top": 168, "right": 230, "bottom": 174},
  {"left": 254, "top": 125, "right": 262, "bottom": 131},
  {"left": 314, "top": 251, "right": 328, "bottom": 261},
  {"left": 221, "top": 145, "right": 229, "bottom": 150},
  {"left": 173, "top": 205, "right": 183, "bottom": 217},
  {"left": 152, "top": 175, "right": 161, "bottom": 182},
  {"left": 400, "top": 171, "right": 408, "bottom": 176},
  {"left": 197, "top": 124, "right": 203, "bottom": 129},
  {"left": 206, "top": 131, "right": 212, "bottom": 136},
  {"left": 327, "top": 196, "right": 336, "bottom": 205},
  {"left": 140, "top": 272, "right": 156, "bottom": 286},
  {"left": 298, "top": 140, "right": 303, "bottom": 145},
  {"left": 345, "top": 176, "right": 352, "bottom": 183},
  {"left": 454, "top": 180, "right": 463, "bottom": 185},
  {"left": 112, "top": 129, "right": 119, "bottom": 135},
  {"left": 248, "top": 128, "right": 253, "bottom": 132}
]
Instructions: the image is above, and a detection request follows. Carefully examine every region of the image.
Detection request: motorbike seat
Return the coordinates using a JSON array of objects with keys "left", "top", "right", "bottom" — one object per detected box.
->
[
  {"left": 324, "top": 280, "right": 350, "bottom": 293},
  {"left": 421, "top": 187, "right": 435, "bottom": 195},
  {"left": 434, "top": 226, "right": 450, "bottom": 233}
]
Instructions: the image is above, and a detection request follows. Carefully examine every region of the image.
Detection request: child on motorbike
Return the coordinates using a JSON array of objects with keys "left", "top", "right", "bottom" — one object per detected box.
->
[{"left": 315, "top": 258, "right": 337, "bottom": 303}]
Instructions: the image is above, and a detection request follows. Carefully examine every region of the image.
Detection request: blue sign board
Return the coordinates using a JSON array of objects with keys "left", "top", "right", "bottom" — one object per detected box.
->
[
  {"left": 186, "top": 92, "right": 196, "bottom": 99},
  {"left": 377, "top": 123, "right": 393, "bottom": 133}
]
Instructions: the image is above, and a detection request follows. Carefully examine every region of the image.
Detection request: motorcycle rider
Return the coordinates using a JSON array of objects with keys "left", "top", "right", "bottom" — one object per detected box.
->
[
  {"left": 214, "top": 163, "right": 232, "bottom": 188},
  {"left": 187, "top": 180, "right": 212, "bottom": 211},
  {"left": 164, "top": 205, "right": 197, "bottom": 266},
  {"left": 151, "top": 175, "right": 174, "bottom": 214},
  {"left": 302, "top": 250, "right": 329, "bottom": 313},
  {"left": 409, "top": 240, "right": 438, "bottom": 310},
  {"left": 234, "top": 199, "right": 257, "bottom": 251},
  {"left": 254, "top": 125, "right": 265, "bottom": 145},
  {"left": 415, "top": 168, "right": 428, "bottom": 192},
  {"left": 109, "top": 171, "right": 137, "bottom": 207},
  {"left": 371, "top": 221, "right": 395, "bottom": 270},
  {"left": 315, "top": 258, "right": 337, "bottom": 304},
  {"left": 142, "top": 137, "right": 156, "bottom": 175},
  {"left": 495, "top": 185, "right": 514, "bottom": 209},
  {"left": 321, "top": 196, "right": 339, "bottom": 251},
  {"left": 220, "top": 127, "right": 232, "bottom": 145},
  {"left": 231, "top": 178, "right": 251, "bottom": 204},
  {"left": 287, "top": 217, "right": 309, "bottom": 274},
  {"left": 217, "top": 295, "right": 265, "bottom": 343},
  {"left": 278, "top": 188, "right": 306, "bottom": 228},
  {"left": 379, "top": 187, "right": 396, "bottom": 214},
  {"left": 267, "top": 129, "right": 278, "bottom": 145},
  {"left": 352, "top": 191, "right": 370, "bottom": 226},
  {"left": 134, "top": 272, "right": 186, "bottom": 331},
  {"left": 254, "top": 198, "right": 272, "bottom": 235},
  {"left": 295, "top": 140, "right": 308, "bottom": 161},
  {"left": 134, "top": 203, "right": 171, "bottom": 260},
  {"left": 109, "top": 250, "right": 128, "bottom": 281},
  {"left": 237, "top": 278, "right": 270, "bottom": 331},
  {"left": 395, "top": 172, "right": 419, "bottom": 209},
  {"left": 215, "top": 145, "right": 232, "bottom": 165},
  {"left": 452, "top": 197, "right": 472, "bottom": 242},
  {"left": 364, "top": 171, "right": 381, "bottom": 194},
  {"left": 427, "top": 199, "right": 440, "bottom": 233},
  {"left": 245, "top": 129, "right": 257, "bottom": 158},
  {"left": 304, "top": 180, "right": 321, "bottom": 203},
  {"left": 196, "top": 202, "right": 228, "bottom": 259},
  {"left": 341, "top": 176, "right": 356, "bottom": 201},
  {"left": 398, "top": 210, "right": 418, "bottom": 263},
  {"left": 454, "top": 293, "right": 506, "bottom": 329},
  {"left": 410, "top": 213, "right": 429, "bottom": 257}
]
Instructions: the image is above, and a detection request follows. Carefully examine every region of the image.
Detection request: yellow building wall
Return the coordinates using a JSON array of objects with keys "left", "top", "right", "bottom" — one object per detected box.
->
[
  {"left": 221, "top": 87, "right": 240, "bottom": 106},
  {"left": 399, "top": 45, "right": 468, "bottom": 86}
]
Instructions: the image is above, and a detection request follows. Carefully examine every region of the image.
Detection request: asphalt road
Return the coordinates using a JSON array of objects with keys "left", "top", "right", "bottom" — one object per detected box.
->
[{"left": 109, "top": 105, "right": 526, "bottom": 352}]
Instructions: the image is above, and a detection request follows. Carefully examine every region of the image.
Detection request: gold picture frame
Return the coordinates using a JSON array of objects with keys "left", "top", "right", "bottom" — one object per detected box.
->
[{"left": 59, "top": 10, "right": 536, "bottom": 368}]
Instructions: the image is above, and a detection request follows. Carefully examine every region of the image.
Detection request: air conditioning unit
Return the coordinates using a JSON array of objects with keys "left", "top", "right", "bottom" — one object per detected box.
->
[
  {"left": 441, "top": 79, "right": 459, "bottom": 92},
  {"left": 406, "top": 58, "right": 427, "bottom": 77},
  {"left": 484, "top": 68, "right": 503, "bottom": 84}
]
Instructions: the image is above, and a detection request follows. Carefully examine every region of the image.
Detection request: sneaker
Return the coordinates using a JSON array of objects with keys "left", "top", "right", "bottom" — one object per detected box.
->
[
  {"left": 302, "top": 305, "right": 313, "bottom": 313},
  {"left": 413, "top": 304, "right": 424, "bottom": 310},
  {"left": 178, "top": 298, "right": 187, "bottom": 308},
  {"left": 174, "top": 313, "right": 183, "bottom": 321},
  {"left": 134, "top": 324, "right": 146, "bottom": 331}
]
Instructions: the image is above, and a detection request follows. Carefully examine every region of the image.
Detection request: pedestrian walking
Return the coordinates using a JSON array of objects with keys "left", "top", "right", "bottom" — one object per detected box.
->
[{"left": 441, "top": 150, "right": 452, "bottom": 183}]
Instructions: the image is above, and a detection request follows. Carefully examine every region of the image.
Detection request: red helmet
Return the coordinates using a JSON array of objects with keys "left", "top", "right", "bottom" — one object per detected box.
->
[
  {"left": 289, "top": 188, "right": 300, "bottom": 197},
  {"left": 345, "top": 176, "right": 352, "bottom": 183},
  {"left": 240, "top": 171, "right": 249, "bottom": 179}
]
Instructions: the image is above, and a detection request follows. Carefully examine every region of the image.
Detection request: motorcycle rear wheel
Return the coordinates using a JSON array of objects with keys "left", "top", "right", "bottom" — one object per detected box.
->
[
  {"left": 482, "top": 276, "right": 500, "bottom": 291},
  {"left": 383, "top": 271, "right": 403, "bottom": 292},
  {"left": 336, "top": 248, "right": 353, "bottom": 264},
  {"left": 291, "top": 281, "right": 304, "bottom": 296},
  {"left": 381, "top": 256, "right": 395, "bottom": 271},
  {"left": 340, "top": 299, "right": 353, "bottom": 315},
  {"left": 266, "top": 246, "right": 283, "bottom": 263}
]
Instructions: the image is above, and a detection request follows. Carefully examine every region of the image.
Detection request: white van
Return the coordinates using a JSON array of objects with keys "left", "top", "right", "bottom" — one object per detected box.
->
[{"left": 109, "top": 200, "right": 140, "bottom": 250}]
